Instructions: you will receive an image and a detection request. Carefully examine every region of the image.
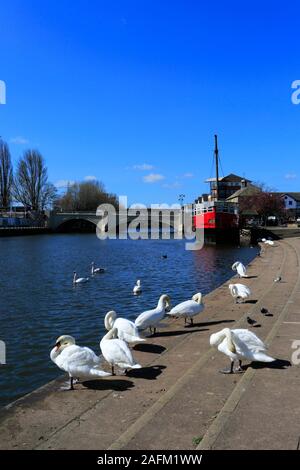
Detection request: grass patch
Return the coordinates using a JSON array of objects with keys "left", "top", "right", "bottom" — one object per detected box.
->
[{"left": 192, "top": 436, "right": 203, "bottom": 446}]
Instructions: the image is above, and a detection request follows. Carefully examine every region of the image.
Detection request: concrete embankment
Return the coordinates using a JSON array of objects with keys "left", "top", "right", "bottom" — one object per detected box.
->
[{"left": 0, "top": 238, "right": 300, "bottom": 450}]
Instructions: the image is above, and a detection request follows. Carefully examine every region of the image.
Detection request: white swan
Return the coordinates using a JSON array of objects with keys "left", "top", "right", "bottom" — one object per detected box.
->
[
  {"left": 229, "top": 283, "right": 251, "bottom": 303},
  {"left": 100, "top": 327, "right": 142, "bottom": 375},
  {"left": 73, "top": 271, "right": 89, "bottom": 284},
  {"left": 166, "top": 293, "right": 204, "bottom": 325},
  {"left": 135, "top": 294, "right": 171, "bottom": 334},
  {"left": 133, "top": 279, "right": 142, "bottom": 295},
  {"left": 232, "top": 261, "right": 248, "bottom": 278},
  {"left": 104, "top": 310, "right": 145, "bottom": 344},
  {"left": 210, "top": 327, "right": 275, "bottom": 373},
  {"left": 264, "top": 240, "right": 274, "bottom": 246},
  {"left": 50, "top": 335, "right": 110, "bottom": 389},
  {"left": 91, "top": 262, "right": 105, "bottom": 275}
]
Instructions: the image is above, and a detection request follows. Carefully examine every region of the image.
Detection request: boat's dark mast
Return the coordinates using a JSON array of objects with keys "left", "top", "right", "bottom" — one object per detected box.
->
[{"left": 214, "top": 134, "right": 219, "bottom": 201}]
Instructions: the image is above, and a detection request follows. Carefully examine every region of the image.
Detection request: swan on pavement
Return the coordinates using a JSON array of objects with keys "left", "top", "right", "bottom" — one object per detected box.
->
[
  {"left": 50, "top": 335, "right": 110, "bottom": 390},
  {"left": 166, "top": 293, "right": 204, "bottom": 326},
  {"left": 104, "top": 310, "right": 145, "bottom": 343},
  {"left": 135, "top": 294, "right": 171, "bottom": 335},
  {"left": 232, "top": 261, "right": 248, "bottom": 278},
  {"left": 100, "top": 327, "right": 142, "bottom": 375},
  {"left": 229, "top": 283, "right": 251, "bottom": 303},
  {"left": 210, "top": 327, "right": 275, "bottom": 374}
]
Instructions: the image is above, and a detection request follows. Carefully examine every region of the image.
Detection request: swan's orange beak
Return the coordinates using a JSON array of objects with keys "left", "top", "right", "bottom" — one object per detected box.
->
[{"left": 54, "top": 341, "right": 61, "bottom": 350}]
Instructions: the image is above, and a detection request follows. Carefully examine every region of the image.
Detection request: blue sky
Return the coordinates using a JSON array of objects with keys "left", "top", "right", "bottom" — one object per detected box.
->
[{"left": 1, "top": 0, "right": 300, "bottom": 205}]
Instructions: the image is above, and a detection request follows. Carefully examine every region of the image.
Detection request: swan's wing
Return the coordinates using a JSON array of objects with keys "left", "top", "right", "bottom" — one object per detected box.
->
[
  {"left": 115, "top": 318, "right": 138, "bottom": 337},
  {"left": 115, "top": 318, "right": 144, "bottom": 342},
  {"left": 169, "top": 300, "right": 201, "bottom": 316},
  {"left": 237, "top": 263, "right": 246, "bottom": 277},
  {"left": 232, "top": 329, "right": 267, "bottom": 354},
  {"left": 66, "top": 346, "right": 100, "bottom": 367},
  {"left": 135, "top": 308, "right": 162, "bottom": 328},
  {"left": 104, "top": 339, "right": 134, "bottom": 366},
  {"left": 58, "top": 345, "right": 101, "bottom": 377},
  {"left": 235, "top": 284, "right": 251, "bottom": 296}
]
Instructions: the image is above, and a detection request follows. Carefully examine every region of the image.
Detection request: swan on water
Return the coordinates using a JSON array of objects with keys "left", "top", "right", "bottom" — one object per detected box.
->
[
  {"left": 166, "top": 293, "right": 204, "bottom": 326},
  {"left": 210, "top": 327, "right": 275, "bottom": 374},
  {"left": 229, "top": 283, "right": 251, "bottom": 303},
  {"left": 232, "top": 261, "right": 248, "bottom": 278},
  {"left": 91, "top": 262, "right": 105, "bottom": 275},
  {"left": 135, "top": 294, "right": 171, "bottom": 334},
  {"left": 104, "top": 310, "right": 145, "bottom": 344},
  {"left": 133, "top": 280, "right": 142, "bottom": 295},
  {"left": 50, "top": 335, "right": 110, "bottom": 389},
  {"left": 73, "top": 271, "right": 89, "bottom": 284},
  {"left": 100, "top": 327, "right": 142, "bottom": 375}
]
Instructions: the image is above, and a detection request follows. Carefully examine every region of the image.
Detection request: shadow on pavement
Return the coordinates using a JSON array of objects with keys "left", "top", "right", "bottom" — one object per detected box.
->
[
  {"left": 82, "top": 378, "right": 135, "bottom": 391},
  {"left": 126, "top": 365, "right": 166, "bottom": 380},
  {"left": 249, "top": 358, "right": 291, "bottom": 370},
  {"left": 133, "top": 343, "right": 166, "bottom": 354}
]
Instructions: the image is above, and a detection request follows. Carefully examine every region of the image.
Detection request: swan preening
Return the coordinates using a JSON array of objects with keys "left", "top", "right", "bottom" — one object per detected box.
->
[
  {"left": 133, "top": 280, "right": 142, "bottom": 295},
  {"left": 135, "top": 294, "right": 171, "bottom": 334},
  {"left": 100, "top": 327, "right": 142, "bottom": 375},
  {"left": 91, "top": 262, "right": 105, "bottom": 275},
  {"left": 50, "top": 335, "right": 110, "bottom": 389},
  {"left": 104, "top": 310, "right": 145, "bottom": 343},
  {"left": 229, "top": 283, "right": 251, "bottom": 303},
  {"left": 167, "top": 293, "right": 204, "bottom": 325},
  {"left": 73, "top": 272, "right": 89, "bottom": 285},
  {"left": 232, "top": 261, "right": 248, "bottom": 278},
  {"left": 210, "top": 328, "right": 275, "bottom": 373}
]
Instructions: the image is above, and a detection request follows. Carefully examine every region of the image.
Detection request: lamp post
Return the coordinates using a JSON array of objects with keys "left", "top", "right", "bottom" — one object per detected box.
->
[{"left": 178, "top": 194, "right": 185, "bottom": 208}]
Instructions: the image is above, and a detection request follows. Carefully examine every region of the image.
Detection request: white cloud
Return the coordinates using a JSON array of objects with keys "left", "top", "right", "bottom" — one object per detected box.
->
[
  {"left": 55, "top": 179, "right": 75, "bottom": 189},
  {"left": 84, "top": 175, "right": 97, "bottom": 182},
  {"left": 182, "top": 172, "right": 194, "bottom": 178},
  {"left": 10, "top": 136, "right": 29, "bottom": 145},
  {"left": 285, "top": 173, "right": 297, "bottom": 180},
  {"left": 143, "top": 173, "right": 165, "bottom": 183},
  {"left": 162, "top": 181, "right": 182, "bottom": 189},
  {"left": 133, "top": 164, "right": 154, "bottom": 171}
]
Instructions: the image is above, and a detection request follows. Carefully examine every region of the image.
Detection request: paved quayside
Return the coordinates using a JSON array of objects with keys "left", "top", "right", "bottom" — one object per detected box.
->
[{"left": 0, "top": 238, "right": 300, "bottom": 450}]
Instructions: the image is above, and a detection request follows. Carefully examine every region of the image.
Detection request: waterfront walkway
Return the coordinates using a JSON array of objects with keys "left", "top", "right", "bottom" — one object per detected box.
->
[{"left": 1, "top": 238, "right": 300, "bottom": 449}]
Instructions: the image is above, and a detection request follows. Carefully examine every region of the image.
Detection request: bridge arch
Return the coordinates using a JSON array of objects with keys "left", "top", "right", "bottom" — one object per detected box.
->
[{"left": 55, "top": 218, "right": 97, "bottom": 233}]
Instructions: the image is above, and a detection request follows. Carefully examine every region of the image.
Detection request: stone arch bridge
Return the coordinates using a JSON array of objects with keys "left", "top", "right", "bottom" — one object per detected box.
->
[{"left": 48, "top": 209, "right": 185, "bottom": 234}]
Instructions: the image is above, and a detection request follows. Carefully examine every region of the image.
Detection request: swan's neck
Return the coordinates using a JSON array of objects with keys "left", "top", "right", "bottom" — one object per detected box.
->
[
  {"left": 101, "top": 327, "right": 117, "bottom": 343},
  {"left": 73, "top": 273, "right": 77, "bottom": 283},
  {"left": 104, "top": 312, "right": 116, "bottom": 331},
  {"left": 224, "top": 329, "right": 236, "bottom": 353},
  {"left": 50, "top": 347, "right": 60, "bottom": 361}
]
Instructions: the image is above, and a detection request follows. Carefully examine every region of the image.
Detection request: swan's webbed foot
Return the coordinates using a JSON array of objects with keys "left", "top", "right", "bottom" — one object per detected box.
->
[
  {"left": 219, "top": 362, "right": 234, "bottom": 374},
  {"left": 234, "top": 360, "right": 243, "bottom": 373}
]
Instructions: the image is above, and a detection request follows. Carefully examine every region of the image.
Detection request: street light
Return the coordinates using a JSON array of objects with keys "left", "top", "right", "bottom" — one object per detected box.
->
[{"left": 178, "top": 194, "right": 185, "bottom": 207}]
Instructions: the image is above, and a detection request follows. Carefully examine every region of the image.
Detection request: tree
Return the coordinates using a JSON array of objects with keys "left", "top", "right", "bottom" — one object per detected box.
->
[
  {"left": 13, "top": 150, "right": 57, "bottom": 211},
  {"left": 0, "top": 139, "right": 13, "bottom": 209},
  {"left": 55, "top": 180, "right": 119, "bottom": 212},
  {"left": 239, "top": 190, "right": 285, "bottom": 224}
]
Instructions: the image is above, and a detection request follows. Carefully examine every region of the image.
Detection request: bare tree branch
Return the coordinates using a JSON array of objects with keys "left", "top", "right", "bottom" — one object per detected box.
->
[{"left": 0, "top": 139, "right": 13, "bottom": 209}]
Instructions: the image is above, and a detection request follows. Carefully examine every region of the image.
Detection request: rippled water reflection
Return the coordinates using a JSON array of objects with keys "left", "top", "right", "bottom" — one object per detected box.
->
[{"left": 0, "top": 234, "right": 258, "bottom": 407}]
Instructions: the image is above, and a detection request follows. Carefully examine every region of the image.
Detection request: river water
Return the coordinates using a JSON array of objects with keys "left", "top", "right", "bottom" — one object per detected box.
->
[{"left": 0, "top": 234, "right": 258, "bottom": 407}]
